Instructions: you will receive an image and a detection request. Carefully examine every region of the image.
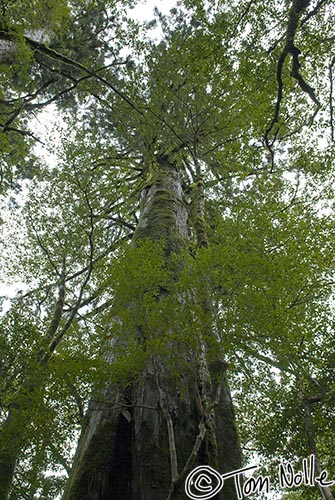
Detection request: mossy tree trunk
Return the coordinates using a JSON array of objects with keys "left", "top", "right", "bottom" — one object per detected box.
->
[{"left": 63, "top": 157, "right": 242, "bottom": 500}]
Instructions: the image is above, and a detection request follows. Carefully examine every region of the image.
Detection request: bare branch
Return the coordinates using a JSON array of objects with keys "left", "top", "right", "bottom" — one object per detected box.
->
[
  {"left": 265, "top": 0, "right": 321, "bottom": 145},
  {"left": 301, "top": 0, "right": 329, "bottom": 26},
  {"left": 2, "top": 78, "right": 58, "bottom": 127},
  {"left": 0, "top": 123, "right": 43, "bottom": 143},
  {"left": 1, "top": 30, "right": 145, "bottom": 118}
]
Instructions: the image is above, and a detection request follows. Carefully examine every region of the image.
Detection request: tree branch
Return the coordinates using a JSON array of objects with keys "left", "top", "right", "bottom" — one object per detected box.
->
[
  {"left": 0, "top": 123, "right": 43, "bottom": 143},
  {"left": 0, "top": 29, "right": 145, "bottom": 118},
  {"left": 301, "top": 0, "right": 329, "bottom": 26},
  {"left": 43, "top": 180, "right": 95, "bottom": 359},
  {"left": 45, "top": 258, "right": 66, "bottom": 341},
  {"left": 265, "top": 0, "right": 321, "bottom": 147}
]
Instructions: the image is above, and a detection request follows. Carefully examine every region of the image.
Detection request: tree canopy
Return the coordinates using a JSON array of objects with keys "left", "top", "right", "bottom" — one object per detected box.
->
[{"left": 0, "top": 0, "right": 334, "bottom": 499}]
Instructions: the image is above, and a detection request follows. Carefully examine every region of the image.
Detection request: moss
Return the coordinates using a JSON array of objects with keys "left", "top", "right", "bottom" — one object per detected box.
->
[
  {"left": 142, "top": 168, "right": 170, "bottom": 192},
  {"left": 189, "top": 175, "right": 209, "bottom": 248},
  {"left": 133, "top": 169, "right": 187, "bottom": 255},
  {"left": 64, "top": 413, "right": 125, "bottom": 500},
  {"left": 134, "top": 420, "right": 171, "bottom": 498},
  {"left": 194, "top": 215, "right": 209, "bottom": 248}
]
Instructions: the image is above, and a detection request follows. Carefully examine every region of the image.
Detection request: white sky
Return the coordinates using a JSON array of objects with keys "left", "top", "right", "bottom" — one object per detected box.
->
[{"left": 129, "top": 0, "right": 176, "bottom": 21}]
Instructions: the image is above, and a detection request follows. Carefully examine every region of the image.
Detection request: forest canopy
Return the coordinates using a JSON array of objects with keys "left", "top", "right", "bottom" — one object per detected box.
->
[{"left": 0, "top": 0, "right": 334, "bottom": 499}]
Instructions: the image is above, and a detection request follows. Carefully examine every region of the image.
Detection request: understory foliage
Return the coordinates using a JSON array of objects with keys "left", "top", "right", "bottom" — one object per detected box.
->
[{"left": 1, "top": 0, "right": 335, "bottom": 498}]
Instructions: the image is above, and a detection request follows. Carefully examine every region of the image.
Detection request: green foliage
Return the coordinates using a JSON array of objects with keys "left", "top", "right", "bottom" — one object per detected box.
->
[{"left": 1, "top": 0, "right": 335, "bottom": 498}]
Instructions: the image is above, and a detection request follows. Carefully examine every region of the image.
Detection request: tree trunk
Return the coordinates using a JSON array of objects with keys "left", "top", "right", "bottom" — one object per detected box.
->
[
  {"left": 302, "top": 397, "right": 334, "bottom": 500},
  {"left": 0, "top": 405, "right": 23, "bottom": 499},
  {"left": 63, "top": 157, "right": 242, "bottom": 500}
]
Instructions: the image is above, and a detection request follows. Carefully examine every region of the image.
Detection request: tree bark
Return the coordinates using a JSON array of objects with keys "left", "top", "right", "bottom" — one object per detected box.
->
[
  {"left": 63, "top": 157, "right": 242, "bottom": 500},
  {"left": 302, "top": 397, "right": 334, "bottom": 500},
  {"left": 0, "top": 405, "right": 23, "bottom": 500}
]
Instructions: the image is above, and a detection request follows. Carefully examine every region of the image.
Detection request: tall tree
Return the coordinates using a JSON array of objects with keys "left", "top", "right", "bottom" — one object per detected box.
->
[{"left": 0, "top": 1, "right": 335, "bottom": 499}]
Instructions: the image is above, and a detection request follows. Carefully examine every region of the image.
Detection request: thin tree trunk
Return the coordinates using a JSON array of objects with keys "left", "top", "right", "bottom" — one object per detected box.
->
[
  {"left": 0, "top": 266, "right": 66, "bottom": 499},
  {"left": 0, "top": 404, "right": 24, "bottom": 500},
  {"left": 63, "top": 157, "right": 242, "bottom": 500},
  {"left": 302, "top": 397, "right": 334, "bottom": 500}
]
